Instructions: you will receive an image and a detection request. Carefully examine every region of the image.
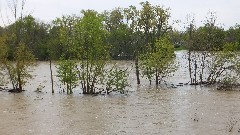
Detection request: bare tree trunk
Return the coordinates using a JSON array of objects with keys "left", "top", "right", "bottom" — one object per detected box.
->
[
  {"left": 155, "top": 69, "right": 158, "bottom": 85},
  {"left": 188, "top": 50, "right": 192, "bottom": 84},
  {"left": 135, "top": 55, "right": 140, "bottom": 85},
  {"left": 194, "top": 60, "right": 197, "bottom": 84},
  {"left": 18, "top": 72, "right": 22, "bottom": 92},
  {"left": 200, "top": 52, "right": 206, "bottom": 84},
  {"left": 50, "top": 59, "right": 54, "bottom": 93}
]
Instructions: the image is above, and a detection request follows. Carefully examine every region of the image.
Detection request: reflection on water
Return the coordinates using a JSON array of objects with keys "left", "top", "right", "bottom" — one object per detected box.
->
[{"left": 0, "top": 51, "right": 240, "bottom": 135}]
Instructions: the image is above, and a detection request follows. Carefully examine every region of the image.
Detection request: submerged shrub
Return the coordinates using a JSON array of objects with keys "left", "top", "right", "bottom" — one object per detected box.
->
[
  {"left": 57, "top": 58, "right": 78, "bottom": 94},
  {"left": 4, "top": 43, "right": 36, "bottom": 92},
  {"left": 140, "top": 36, "right": 177, "bottom": 85},
  {"left": 105, "top": 65, "right": 130, "bottom": 94},
  {"left": 186, "top": 42, "right": 240, "bottom": 88}
]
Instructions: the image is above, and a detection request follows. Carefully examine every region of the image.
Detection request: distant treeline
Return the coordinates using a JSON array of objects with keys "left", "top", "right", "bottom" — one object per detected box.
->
[{"left": 0, "top": 1, "right": 239, "bottom": 61}]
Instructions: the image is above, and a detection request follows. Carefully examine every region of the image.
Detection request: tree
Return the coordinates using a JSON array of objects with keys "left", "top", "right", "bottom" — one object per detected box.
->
[
  {"left": 136, "top": 1, "right": 172, "bottom": 85},
  {"left": 47, "top": 23, "right": 63, "bottom": 60},
  {"left": 57, "top": 58, "right": 78, "bottom": 94},
  {"left": 153, "top": 5, "right": 171, "bottom": 45},
  {"left": 76, "top": 10, "right": 110, "bottom": 94},
  {"left": 184, "top": 15, "right": 197, "bottom": 84},
  {"left": 225, "top": 24, "right": 240, "bottom": 50},
  {"left": 105, "top": 65, "right": 130, "bottom": 94},
  {"left": 140, "top": 36, "right": 176, "bottom": 85},
  {"left": 54, "top": 15, "right": 79, "bottom": 59},
  {"left": 206, "top": 43, "right": 240, "bottom": 86},
  {"left": 46, "top": 23, "right": 62, "bottom": 94},
  {"left": 55, "top": 15, "right": 80, "bottom": 93},
  {"left": 56, "top": 11, "right": 110, "bottom": 94},
  {"left": 0, "top": 35, "right": 8, "bottom": 84},
  {"left": 0, "top": 0, "right": 37, "bottom": 92},
  {"left": 7, "top": 15, "right": 49, "bottom": 60},
  {"left": 139, "top": 1, "right": 155, "bottom": 47},
  {"left": 124, "top": 5, "right": 145, "bottom": 85},
  {"left": 3, "top": 43, "right": 36, "bottom": 92},
  {"left": 184, "top": 12, "right": 227, "bottom": 85},
  {"left": 103, "top": 8, "right": 134, "bottom": 60},
  {"left": 55, "top": 10, "right": 130, "bottom": 94},
  {"left": 189, "top": 12, "right": 225, "bottom": 51}
]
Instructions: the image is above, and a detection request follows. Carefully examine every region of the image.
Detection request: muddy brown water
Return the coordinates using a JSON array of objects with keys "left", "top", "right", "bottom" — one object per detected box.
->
[{"left": 1, "top": 51, "right": 240, "bottom": 135}]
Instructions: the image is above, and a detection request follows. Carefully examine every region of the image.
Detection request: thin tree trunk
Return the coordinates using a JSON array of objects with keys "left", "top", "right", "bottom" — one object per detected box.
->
[
  {"left": 188, "top": 24, "right": 193, "bottom": 84},
  {"left": 49, "top": 59, "right": 54, "bottom": 93},
  {"left": 188, "top": 50, "right": 192, "bottom": 84},
  {"left": 200, "top": 52, "right": 205, "bottom": 84},
  {"left": 194, "top": 60, "right": 197, "bottom": 84},
  {"left": 135, "top": 54, "right": 140, "bottom": 85},
  {"left": 155, "top": 69, "right": 158, "bottom": 85},
  {"left": 18, "top": 74, "right": 22, "bottom": 92}
]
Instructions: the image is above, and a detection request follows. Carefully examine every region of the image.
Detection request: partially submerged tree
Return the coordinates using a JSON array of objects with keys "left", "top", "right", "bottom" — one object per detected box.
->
[
  {"left": 0, "top": 35, "right": 8, "bottom": 85},
  {"left": 207, "top": 43, "right": 240, "bottom": 86},
  {"left": 56, "top": 10, "right": 129, "bottom": 94},
  {"left": 105, "top": 65, "right": 130, "bottom": 94},
  {"left": 0, "top": 0, "right": 37, "bottom": 92},
  {"left": 124, "top": 5, "right": 143, "bottom": 85},
  {"left": 76, "top": 10, "right": 110, "bottom": 94},
  {"left": 3, "top": 43, "right": 36, "bottom": 92},
  {"left": 185, "top": 12, "right": 230, "bottom": 86},
  {"left": 140, "top": 36, "right": 176, "bottom": 85},
  {"left": 57, "top": 58, "right": 78, "bottom": 94}
]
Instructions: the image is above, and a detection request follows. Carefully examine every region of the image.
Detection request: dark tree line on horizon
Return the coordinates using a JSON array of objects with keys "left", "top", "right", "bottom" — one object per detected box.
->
[{"left": 0, "top": 1, "right": 239, "bottom": 61}]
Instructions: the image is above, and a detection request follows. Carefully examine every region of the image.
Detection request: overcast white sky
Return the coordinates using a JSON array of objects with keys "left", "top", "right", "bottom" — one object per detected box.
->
[{"left": 0, "top": 0, "right": 239, "bottom": 30}]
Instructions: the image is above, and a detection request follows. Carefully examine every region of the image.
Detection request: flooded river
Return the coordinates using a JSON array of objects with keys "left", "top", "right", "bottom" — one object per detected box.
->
[{"left": 1, "top": 51, "right": 240, "bottom": 135}]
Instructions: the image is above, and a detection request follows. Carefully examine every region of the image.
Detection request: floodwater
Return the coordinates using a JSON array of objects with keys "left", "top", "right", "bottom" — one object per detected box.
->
[{"left": 1, "top": 51, "right": 240, "bottom": 135}]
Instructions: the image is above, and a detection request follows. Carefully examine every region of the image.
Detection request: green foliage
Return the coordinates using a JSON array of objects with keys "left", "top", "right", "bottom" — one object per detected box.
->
[
  {"left": 103, "top": 8, "right": 133, "bottom": 59},
  {"left": 1, "top": 1, "right": 240, "bottom": 92},
  {"left": 77, "top": 10, "right": 109, "bottom": 61},
  {"left": 54, "top": 15, "right": 79, "bottom": 59},
  {"left": 47, "top": 24, "right": 62, "bottom": 60},
  {"left": 0, "top": 35, "right": 8, "bottom": 62},
  {"left": 3, "top": 43, "right": 36, "bottom": 91},
  {"left": 194, "top": 26, "right": 225, "bottom": 51},
  {"left": 207, "top": 42, "right": 240, "bottom": 85},
  {"left": 77, "top": 60, "right": 106, "bottom": 94},
  {"left": 223, "top": 42, "right": 240, "bottom": 52},
  {"left": 139, "top": 1, "right": 155, "bottom": 46},
  {"left": 56, "top": 10, "right": 112, "bottom": 94},
  {"left": 169, "top": 30, "right": 185, "bottom": 49},
  {"left": 185, "top": 12, "right": 225, "bottom": 51},
  {"left": 57, "top": 58, "right": 78, "bottom": 94},
  {"left": 106, "top": 65, "right": 129, "bottom": 94},
  {"left": 186, "top": 41, "right": 240, "bottom": 86},
  {"left": 225, "top": 24, "right": 240, "bottom": 47},
  {"left": 0, "top": 35, "right": 8, "bottom": 85},
  {"left": 140, "top": 36, "right": 177, "bottom": 85},
  {"left": 183, "top": 12, "right": 236, "bottom": 86},
  {"left": 76, "top": 10, "right": 110, "bottom": 94},
  {"left": 5, "top": 15, "right": 50, "bottom": 60},
  {"left": 138, "top": 1, "right": 171, "bottom": 48}
]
